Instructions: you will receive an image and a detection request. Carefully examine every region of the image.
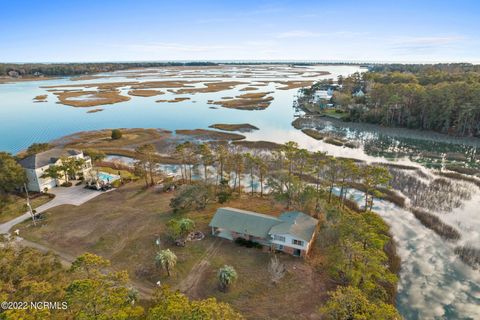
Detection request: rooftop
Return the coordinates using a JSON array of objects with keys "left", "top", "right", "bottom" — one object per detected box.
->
[
  {"left": 18, "top": 149, "right": 82, "bottom": 169},
  {"left": 209, "top": 207, "right": 318, "bottom": 241}
]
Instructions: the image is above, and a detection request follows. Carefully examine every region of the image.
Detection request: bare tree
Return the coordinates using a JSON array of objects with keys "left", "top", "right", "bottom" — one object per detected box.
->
[{"left": 268, "top": 255, "right": 286, "bottom": 285}]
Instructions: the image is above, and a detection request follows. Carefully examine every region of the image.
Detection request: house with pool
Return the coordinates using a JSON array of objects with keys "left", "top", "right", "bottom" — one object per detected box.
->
[
  {"left": 19, "top": 148, "right": 93, "bottom": 192},
  {"left": 209, "top": 207, "right": 319, "bottom": 257}
]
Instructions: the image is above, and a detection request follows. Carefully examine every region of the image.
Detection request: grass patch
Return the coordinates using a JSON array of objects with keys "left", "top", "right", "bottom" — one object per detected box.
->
[
  {"left": 321, "top": 108, "right": 349, "bottom": 120},
  {"left": 323, "top": 137, "right": 345, "bottom": 146},
  {"left": 210, "top": 94, "right": 274, "bottom": 110},
  {"left": 175, "top": 129, "right": 245, "bottom": 141},
  {"left": 436, "top": 171, "right": 480, "bottom": 188},
  {"left": 33, "top": 94, "right": 48, "bottom": 102},
  {"left": 410, "top": 208, "right": 461, "bottom": 241},
  {"left": 53, "top": 90, "right": 131, "bottom": 107},
  {"left": 274, "top": 80, "right": 314, "bottom": 90},
  {"left": 128, "top": 89, "right": 164, "bottom": 97},
  {"left": 0, "top": 194, "right": 53, "bottom": 223},
  {"left": 171, "top": 81, "right": 247, "bottom": 94},
  {"left": 301, "top": 129, "right": 326, "bottom": 140},
  {"left": 86, "top": 108, "right": 103, "bottom": 113},
  {"left": 15, "top": 184, "right": 328, "bottom": 319},
  {"left": 454, "top": 246, "right": 480, "bottom": 270},
  {"left": 208, "top": 123, "right": 259, "bottom": 133}
]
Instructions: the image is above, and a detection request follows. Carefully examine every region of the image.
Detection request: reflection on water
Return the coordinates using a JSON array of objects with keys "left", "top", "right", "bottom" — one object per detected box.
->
[
  {"left": 295, "top": 116, "right": 480, "bottom": 169},
  {"left": 343, "top": 188, "right": 480, "bottom": 320},
  {"left": 389, "top": 168, "right": 472, "bottom": 213},
  {"left": 3, "top": 65, "right": 480, "bottom": 319}
]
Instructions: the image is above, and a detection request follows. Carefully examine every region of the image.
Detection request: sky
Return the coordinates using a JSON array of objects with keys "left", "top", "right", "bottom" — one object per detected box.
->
[{"left": 1, "top": 0, "right": 479, "bottom": 63}]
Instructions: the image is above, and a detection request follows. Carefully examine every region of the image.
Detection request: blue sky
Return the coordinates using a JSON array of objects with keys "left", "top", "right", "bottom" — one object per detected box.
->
[{"left": 1, "top": 0, "right": 479, "bottom": 62}]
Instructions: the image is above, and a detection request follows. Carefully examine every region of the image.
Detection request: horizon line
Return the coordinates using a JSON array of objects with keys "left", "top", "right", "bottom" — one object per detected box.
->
[{"left": 1, "top": 59, "right": 479, "bottom": 65}]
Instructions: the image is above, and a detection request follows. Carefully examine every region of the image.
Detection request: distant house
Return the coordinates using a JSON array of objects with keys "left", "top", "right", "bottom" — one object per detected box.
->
[
  {"left": 209, "top": 207, "right": 318, "bottom": 257},
  {"left": 353, "top": 89, "right": 365, "bottom": 97},
  {"left": 19, "top": 149, "right": 92, "bottom": 192},
  {"left": 313, "top": 90, "right": 332, "bottom": 101},
  {"left": 7, "top": 70, "right": 19, "bottom": 78}
]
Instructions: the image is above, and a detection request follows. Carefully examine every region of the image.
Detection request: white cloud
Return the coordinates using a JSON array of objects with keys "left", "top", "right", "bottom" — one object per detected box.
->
[
  {"left": 389, "top": 35, "right": 466, "bottom": 55},
  {"left": 275, "top": 30, "right": 327, "bottom": 38},
  {"left": 275, "top": 30, "right": 370, "bottom": 39},
  {"left": 126, "top": 42, "right": 240, "bottom": 53},
  {"left": 392, "top": 35, "right": 465, "bottom": 46}
]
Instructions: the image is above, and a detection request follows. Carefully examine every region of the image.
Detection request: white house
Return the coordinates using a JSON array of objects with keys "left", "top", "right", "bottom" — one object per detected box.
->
[
  {"left": 19, "top": 149, "right": 92, "bottom": 192},
  {"left": 313, "top": 88, "right": 333, "bottom": 102},
  {"left": 209, "top": 208, "right": 318, "bottom": 257}
]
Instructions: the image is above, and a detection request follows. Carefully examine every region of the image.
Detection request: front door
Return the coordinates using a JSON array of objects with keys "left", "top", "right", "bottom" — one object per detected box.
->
[{"left": 293, "top": 249, "right": 301, "bottom": 257}]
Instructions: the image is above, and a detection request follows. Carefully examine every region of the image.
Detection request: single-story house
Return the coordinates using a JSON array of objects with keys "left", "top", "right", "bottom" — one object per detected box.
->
[
  {"left": 209, "top": 207, "right": 318, "bottom": 257},
  {"left": 19, "top": 149, "right": 92, "bottom": 192}
]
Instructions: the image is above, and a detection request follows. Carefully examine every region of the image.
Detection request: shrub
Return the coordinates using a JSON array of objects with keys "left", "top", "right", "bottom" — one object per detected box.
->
[
  {"left": 217, "top": 265, "right": 238, "bottom": 292},
  {"left": 170, "top": 184, "right": 213, "bottom": 213},
  {"left": 111, "top": 129, "right": 122, "bottom": 140},
  {"left": 111, "top": 180, "right": 122, "bottom": 188},
  {"left": 61, "top": 182, "right": 72, "bottom": 187},
  {"left": 234, "top": 237, "right": 262, "bottom": 249},
  {"left": 75, "top": 181, "right": 83, "bottom": 186}
]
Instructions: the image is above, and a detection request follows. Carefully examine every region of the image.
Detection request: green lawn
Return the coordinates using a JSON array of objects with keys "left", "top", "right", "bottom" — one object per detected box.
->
[
  {"left": 0, "top": 194, "right": 53, "bottom": 223},
  {"left": 321, "top": 108, "right": 348, "bottom": 120}
]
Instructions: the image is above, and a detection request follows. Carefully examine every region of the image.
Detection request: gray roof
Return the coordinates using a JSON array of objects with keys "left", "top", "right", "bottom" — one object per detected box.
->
[
  {"left": 19, "top": 149, "right": 82, "bottom": 169},
  {"left": 209, "top": 208, "right": 318, "bottom": 241},
  {"left": 209, "top": 207, "right": 281, "bottom": 239},
  {"left": 269, "top": 211, "right": 318, "bottom": 242}
]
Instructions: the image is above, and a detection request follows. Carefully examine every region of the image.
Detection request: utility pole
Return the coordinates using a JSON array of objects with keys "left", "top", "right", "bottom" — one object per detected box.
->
[{"left": 24, "top": 183, "right": 36, "bottom": 226}]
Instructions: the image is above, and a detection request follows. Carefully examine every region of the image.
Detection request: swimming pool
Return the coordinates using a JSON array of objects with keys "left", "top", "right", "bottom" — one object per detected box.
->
[{"left": 97, "top": 172, "right": 121, "bottom": 183}]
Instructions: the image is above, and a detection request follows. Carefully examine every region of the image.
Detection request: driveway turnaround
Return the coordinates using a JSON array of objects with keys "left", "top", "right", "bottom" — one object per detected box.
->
[{"left": 0, "top": 185, "right": 106, "bottom": 234}]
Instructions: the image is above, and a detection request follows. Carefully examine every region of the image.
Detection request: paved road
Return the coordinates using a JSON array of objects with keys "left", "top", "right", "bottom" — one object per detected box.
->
[{"left": 0, "top": 185, "right": 105, "bottom": 234}]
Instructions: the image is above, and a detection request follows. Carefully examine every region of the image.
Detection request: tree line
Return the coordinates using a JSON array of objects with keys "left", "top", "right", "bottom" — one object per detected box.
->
[
  {"left": 0, "top": 245, "right": 243, "bottom": 319},
  {"left": 303, "top": 63, "right": 480, "bottom": 137},
  {"left": 162, "top": 141, "right": 391, "bottom": 215},
  {"left": 0, "top": 62, "right": 217, "bottom": 77}
]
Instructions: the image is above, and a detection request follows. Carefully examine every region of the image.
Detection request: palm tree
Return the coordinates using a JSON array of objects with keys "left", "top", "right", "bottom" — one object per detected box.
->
[
  {"left": 217, "top": 265, "right": 237, "bottom": 291},
  {"left": 178, "top": 218, "right": 195, "bottom": 237},
  {"left": 155, "top": 249, "right": 177, "bottom": 277}
]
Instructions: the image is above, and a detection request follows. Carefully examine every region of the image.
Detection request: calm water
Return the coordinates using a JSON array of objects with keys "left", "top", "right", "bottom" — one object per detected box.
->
[{"left": 1, "top": 65, "right": 479, "bottom": 319}]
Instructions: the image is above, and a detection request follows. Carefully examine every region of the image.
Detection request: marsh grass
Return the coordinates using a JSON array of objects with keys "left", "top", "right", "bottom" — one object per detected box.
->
[
  {"left": 128, "top": 89, "right": 164, "bottom": 97},
  {"left": 175, "top": 129, "right": 245, "bottom": 141},
  {"left": 54, "top": 90, "right": 131, "bottom": 107},
  {"left": 454, "top": 246, "right": 480, "bottom": 270},
  {"left": 208, "top": 123, "right": 259, "bottom": 133},
  {"left": 410, "top": 208, "right": 461, "bottom": 241}
]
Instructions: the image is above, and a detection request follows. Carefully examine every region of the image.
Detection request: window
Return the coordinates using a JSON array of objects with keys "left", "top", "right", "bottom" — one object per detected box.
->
[
  {"left": 273, "top": 235, "right": 285, "bottom": 242},
  {"left": 292, "top": 239, "right": 304, "bottom": 246}
]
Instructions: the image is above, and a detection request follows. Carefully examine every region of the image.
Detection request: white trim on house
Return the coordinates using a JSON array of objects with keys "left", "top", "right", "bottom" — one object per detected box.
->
[{"left": 20, "top": 149, "right": 92, "bottom": 192}]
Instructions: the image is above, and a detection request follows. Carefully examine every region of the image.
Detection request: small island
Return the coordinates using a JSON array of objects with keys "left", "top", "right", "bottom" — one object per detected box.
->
[{"left": 209, "top": 123, "right": 259, "bottom": 132}]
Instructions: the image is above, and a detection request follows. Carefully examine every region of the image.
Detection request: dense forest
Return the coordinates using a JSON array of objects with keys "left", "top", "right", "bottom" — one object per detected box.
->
[
  {"left": 0, "top": 61, "right": 368, "bottom": 77},
  {"left": 305, "top": 63, "right": 480, "bottom": 137},
  {"left": 0, "top": 62, "right": 218, "bottom": 77}
]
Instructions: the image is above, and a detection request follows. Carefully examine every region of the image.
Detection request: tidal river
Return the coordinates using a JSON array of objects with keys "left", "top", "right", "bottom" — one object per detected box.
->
[{"left": 1, "top": 64, "right": 479, "bottom": 319}]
